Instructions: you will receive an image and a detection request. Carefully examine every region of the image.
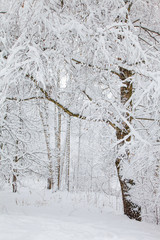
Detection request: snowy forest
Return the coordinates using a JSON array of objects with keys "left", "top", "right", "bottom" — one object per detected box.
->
[{"left": 0, "top": 0, "right": 160, "bottom": 235}]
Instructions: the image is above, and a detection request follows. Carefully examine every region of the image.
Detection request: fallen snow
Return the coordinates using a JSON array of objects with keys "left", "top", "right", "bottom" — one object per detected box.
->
[{"left": 0, "top": 190, "right": 160, "bottom": 240}]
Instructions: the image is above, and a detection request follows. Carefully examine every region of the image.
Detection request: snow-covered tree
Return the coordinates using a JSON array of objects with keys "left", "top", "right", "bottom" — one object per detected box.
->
[{"left": 0, "top": 0, "right": 160, "bottom": 222}]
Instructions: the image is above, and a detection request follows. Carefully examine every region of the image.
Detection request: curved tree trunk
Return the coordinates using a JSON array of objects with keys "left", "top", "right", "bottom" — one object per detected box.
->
[{"left": 115, "top": 67, "right": 141, "bottom": 221}]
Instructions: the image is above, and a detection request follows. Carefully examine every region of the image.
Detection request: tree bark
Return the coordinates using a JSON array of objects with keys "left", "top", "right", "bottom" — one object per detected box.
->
[
  {"left": 54, "top": 105, "right": 61, "bottom": 191},
  {"left": 115, "top": 67, "right": 141, "bottom": 221},
  {"left": 39, "top": 100, "right": 54, "bottom": 190},
  {"left": 12, "top": 150, "right": 18, "bottom": 193},
  {"left": 66, "top": 116, "right": 71, "bottom": 192},
  {"left": 12, "top": 173, "right": 17, "bottom": 193}
]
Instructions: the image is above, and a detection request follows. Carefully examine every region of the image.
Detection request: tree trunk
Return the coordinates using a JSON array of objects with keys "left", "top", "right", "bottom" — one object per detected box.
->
[
  {"left": 76, "top": 119, "right": 81, "bottom": 190},
  {"left": 39, "top": 99, "right": 54, "bottom": 190},
  {"left": 53, "top": 73, "right": 62, "bottom": 191},
  {"left": 57, "top": 107, "right": 61, "bottom": 190},
  {"left": 115, "top": 67, "right": 141, "bottom": 221},
  {"left": 66, "top": 116, "right": 71, "bottom": 192},
  {"left": 12, "top": 173, "right": 17, "bottom": 193},
  {"left": 12, "top": 152, "right": 18, "bottom": 193},
  {"left": 54, "top": 105, "right": 61, "bottom": 191}
]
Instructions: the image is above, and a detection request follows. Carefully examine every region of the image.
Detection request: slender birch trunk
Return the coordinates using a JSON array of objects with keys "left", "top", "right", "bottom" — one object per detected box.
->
[
  {"left": 39, "top": 99, "right": 54, "bottom": 190},
  {"left": 66, "top": 116, "right": 71, "bottom": 191},
  {"left": 76, "top": 120, "right": 81, "bottom": 190},
  {"left": 54, "top": 104, "right": 62, "bottom": 190},
  {"left": 13, "top": 100, "right": 22, "bottom": 193}
]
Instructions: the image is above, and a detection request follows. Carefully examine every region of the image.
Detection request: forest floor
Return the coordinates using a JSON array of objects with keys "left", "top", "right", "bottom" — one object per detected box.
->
[{"left": 0, "top": 185, "right": 160, "bottom": 240}]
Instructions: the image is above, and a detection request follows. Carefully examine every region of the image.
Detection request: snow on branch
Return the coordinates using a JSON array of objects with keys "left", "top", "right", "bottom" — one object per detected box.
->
[{"left": 71, "top": 58, "right": 121, "bottom": 78}]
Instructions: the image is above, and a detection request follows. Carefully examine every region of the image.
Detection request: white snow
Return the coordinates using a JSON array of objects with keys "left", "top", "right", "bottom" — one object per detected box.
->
[{"left": 0, "top": 189, "right": 160, "bottom": 240}]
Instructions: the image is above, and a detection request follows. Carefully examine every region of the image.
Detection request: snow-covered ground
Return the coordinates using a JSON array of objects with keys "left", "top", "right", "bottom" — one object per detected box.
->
[{"left": 0, "top": 188, "right": 160, "bottom": 240}]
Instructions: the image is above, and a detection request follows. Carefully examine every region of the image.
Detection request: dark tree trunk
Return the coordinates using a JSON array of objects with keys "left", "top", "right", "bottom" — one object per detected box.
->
[
  {"left": 61, "top": 0, "right": 64, "bottom": 8},
  {"left": 115, "top": 149, "right": 141, "bottom": 220},
  {"left": 12, "top": 174, "right": 17, "bottom": 193},
  {"left": 12, "top": 146, "right": 18, "bottom": 193},
  {"left": 115, "top": 67, "right": 141, "bottom": 221},
  {"left": 47, "top": 178, "right": 52, "bottom": 190}
]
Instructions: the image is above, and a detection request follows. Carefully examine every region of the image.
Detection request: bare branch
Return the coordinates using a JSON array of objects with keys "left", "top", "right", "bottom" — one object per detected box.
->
[
  {"left": 135, "top": 117, "right": 159, "bottom": 122},
  {"left": 23, "top": 73, "right": 119, "bottom": 130},
  {"left": 71, "top": 58, "right": 121, "bottom": 78},
  {"left": 6, "top": 97, "right": 44, "bottom": 101},
  {"left": 82, "top": 90, "right": 92, "bottom": 101},
  {"left": 134, "top": 25, "right": 160, "bottom": 37},
  {"left": 132, "top": 19, "right": 140, "bottom": 24},
  {"left": 138, "top": 37, "right": 158, "bottom": 51}
]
